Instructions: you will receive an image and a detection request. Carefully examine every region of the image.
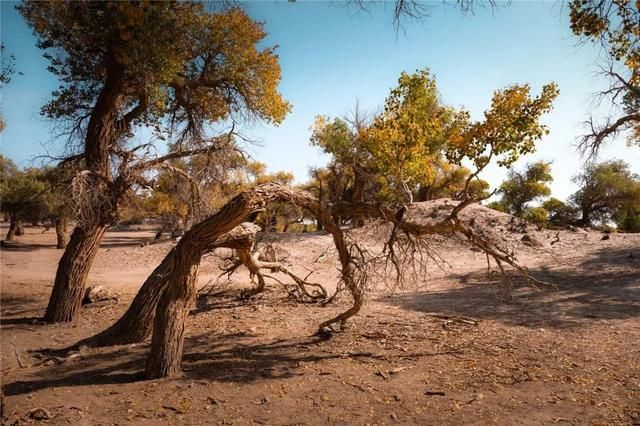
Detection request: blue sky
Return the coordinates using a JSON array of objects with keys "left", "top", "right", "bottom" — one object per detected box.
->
[{"left": 1, "top": 1, "right": 638, "bottom": 201}]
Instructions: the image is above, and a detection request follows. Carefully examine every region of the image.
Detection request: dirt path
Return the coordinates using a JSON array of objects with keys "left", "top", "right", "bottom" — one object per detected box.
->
[{"left": 1, "top": 225, "right": 639, "bottom": 425}]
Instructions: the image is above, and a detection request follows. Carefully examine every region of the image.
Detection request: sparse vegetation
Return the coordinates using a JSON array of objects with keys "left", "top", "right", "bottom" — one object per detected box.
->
[{"left": 1, "top": 1, "right": 639, "bottom": 424}]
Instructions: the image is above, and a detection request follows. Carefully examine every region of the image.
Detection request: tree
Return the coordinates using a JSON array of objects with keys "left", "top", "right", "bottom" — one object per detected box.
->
[
  {"left": 570, "top": 0, "right": 639, "bottom": 155},
  {"left": 310, "top": 71, "right": 495, "bottom": 207},
  {"left": 614, "top": 207, "right": 640, "bottom": 232},
  {"left": 0, "top": 167, "right": 47, "bottom": 241},
  {"left": 310, "top": 106, "right": 375, "bottom": 225},
  {"left": 312, "top": 71, "right": 558, "bottom": 213},
  {"left": 364, "top": 69, "right": 460, "bottom": 203},
  {"left": 523, "top": 206, "right": 549, "bottom": 227},
  {"left": 73, "top": 181, "right": 553, "bottom": 379},
  {"left": 38, "top": 166, "right": 75, "bottom": 248},
  {"left": 19, "top": 1, "right": 289, "bottom": 322},
  {"left": 0, "top": 43, "right": 20, "bottom": 131},
  {"left": 71, "top": 68, "right": 559, "bottom": 377},
  {"left": 493, "top": 161, "right": 554, "bottom": 217},
  {"left": 542, "top": 197, "right": 577, "bottom": 227},
  {"left": 445, "top": 84, "right": 559, "bottom": 216},
  {"left": 569, "top": 159, "right": 640, "bottom": 226}
]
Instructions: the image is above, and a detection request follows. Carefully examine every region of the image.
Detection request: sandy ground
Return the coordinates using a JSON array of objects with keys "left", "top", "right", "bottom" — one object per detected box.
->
[{"left": 1, "top": 223, "right": 639, "bottom": 425}]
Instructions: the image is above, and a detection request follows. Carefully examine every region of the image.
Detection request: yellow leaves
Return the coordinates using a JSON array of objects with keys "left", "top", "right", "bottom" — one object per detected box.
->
[
  {"left": 448, "top": 82, "right": 558, "bottom": 170},
  {"left": 570, "top": 0, "right": 639, "bottom": 75},
  {"left": 362, "top": 68, "right": 454, "bottom": 199}
]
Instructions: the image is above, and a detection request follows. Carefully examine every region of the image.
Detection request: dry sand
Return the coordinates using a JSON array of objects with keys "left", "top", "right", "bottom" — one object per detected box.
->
[{"left": 1, "top": 221, "right": 639, "bottom": 425}]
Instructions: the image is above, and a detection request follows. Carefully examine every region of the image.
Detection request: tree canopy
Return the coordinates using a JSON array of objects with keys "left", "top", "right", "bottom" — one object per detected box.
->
[
  {"left": 19, "top": 2, "right": 290, "bottom": 147},
  {"left": 310, "top": 69, "right": 558, "bottom": 206},
  {"left": 570, "top": 159, "right": 640, "bottom": 226},
  {"left": 493, "top": 161, "right": 554, "bottom": 218},
  {"left": 570, "top": 0, "right": 639, "bottom": 154}
]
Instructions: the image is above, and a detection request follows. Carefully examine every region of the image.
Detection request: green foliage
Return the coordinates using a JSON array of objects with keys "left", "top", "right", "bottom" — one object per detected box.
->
[
  {"left": 569, "top": 0, "right": 639, "bottom": 148},
  {"left": 365, "top": 69, "right": 459, "bottom": 200},
  {"left": 486, "top": 200, "right": 509, "bottom": 214},
  {"left": 446, "top": 83, "right": 559, "bottom": 171},
  {"left": 496, "top": 161, "right": 554, "bottom": 217},
  {"left": 569, "top": 159, "right": 640, "bottom": 226},
  {"left": 0, "top": 167, "right": 48, "bottom": 223},
  {"left": 417, "top": 162, "right": 490, "bottom": 201},
  {"left": 0, "top": 155, "right": 18, "bottom": 182},
  {"left": 310, "top": 69, "right": 558, "bottom": 206},
  {"left": 615, "top": 208, "right": 640, "bottom": 233},
  {"left": 569, "top": 0, "right": 638, "bottom": 82},
  {"left": 541, "top": 197, "right": 577, "bottom": 227},
  {"left": 310, "top": 112, "right": 374, "bottom": 206},
  {"left": 523, "top": 206, "right": 548, "bottom": 227},
  {"left": 18, "top": 1, "right": 290, "bottom": 151}
]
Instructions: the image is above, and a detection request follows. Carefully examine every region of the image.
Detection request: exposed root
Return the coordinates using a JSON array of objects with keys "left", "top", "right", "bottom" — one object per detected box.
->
[
  {"left": 203, "top": 241, "right": 330, "bottom": 302},
  {"left": 460, "top": 224, "right": 557, "bottom": 292}
]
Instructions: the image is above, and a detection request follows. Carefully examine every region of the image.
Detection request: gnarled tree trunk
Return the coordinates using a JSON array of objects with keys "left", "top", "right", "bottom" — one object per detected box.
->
[
  {"left": 45, "top": 48, "right": 126, "bottom": 323},
  {"left": 44, "top": 224, "right": 107, "bottom": 322},
  {"left": 143, "top": 190, "right": 276, "bottom": 378},
  {"left": 145, "top": 245, "right": 200, "bottom": 378},
  {"left": 75, "top": 224, "right": 259, "bottom": 348},
  {"left": 141, "top": 184, "right": 372, "bottom": 378},
  {"left": 14, "top": 221, "right": 24, "bottom": 236},
  {"left": 5, "top": 215, "right": 17, "bottom": 241},
  {"left": 55, "top": 216, "right": 68, "bottom": 249}
]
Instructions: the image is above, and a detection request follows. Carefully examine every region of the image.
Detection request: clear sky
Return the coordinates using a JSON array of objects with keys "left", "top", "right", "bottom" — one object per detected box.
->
[{"left": 1, "top": 1, "right": 638, "bottom": 201}]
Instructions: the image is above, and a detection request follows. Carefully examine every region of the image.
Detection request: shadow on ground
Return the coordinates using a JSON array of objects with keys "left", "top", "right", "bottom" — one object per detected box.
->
[
  {"left": 382, "top": 246, "right": 640, "bottom": 329},
  {"left": 100, "top": 235, "right": 149, "bottom": 248},
  {"left": 2, "top": 330, "right": 357, "bottom": 396},
  {"left": 3, "top": 246, "right": 639, "bottom": 397},
  {"left": 0, "top": 241, "right": 56, "bottom": 251},
  {"left": 0, "top": 294, "right": 45, "bottom": 323}
]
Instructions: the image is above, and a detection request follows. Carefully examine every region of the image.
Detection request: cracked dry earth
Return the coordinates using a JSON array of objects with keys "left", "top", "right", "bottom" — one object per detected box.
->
[{"left": 1, "top": 225, "right": 639, "bottom": 425}]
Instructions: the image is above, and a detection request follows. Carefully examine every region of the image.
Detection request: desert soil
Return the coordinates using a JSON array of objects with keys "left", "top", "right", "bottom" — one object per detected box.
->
[{"left": 1, "top": 222, "right": 639, "bottom": 425}]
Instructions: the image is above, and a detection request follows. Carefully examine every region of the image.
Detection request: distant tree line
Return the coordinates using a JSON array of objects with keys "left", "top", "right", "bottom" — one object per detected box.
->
[{"left": 487, "top": 160, "right": 640, "bottom": 232}]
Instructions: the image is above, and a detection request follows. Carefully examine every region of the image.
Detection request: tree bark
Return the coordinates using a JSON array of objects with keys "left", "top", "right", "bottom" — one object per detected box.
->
[
  {"left": 75, "top": 224, "right": 259, "bottom": 348},
  {"left": 14, "top": 221, "right": 24, "bottom": 236},
  {"left": 144, "top": 185, "right": 309, "bottom": 378},
  {"left": 77, "top": 254, "right": 174, "bottom": 346},
  {"left": 44, "top": 224, "right": 107, "bottom": 323},
  {"left": 45, "top": 47, "right": 125, "bottom": 323},
  {"left": 55, "top": 216, "right": 68, "bottom": 249},
  {"left": 145, "top": 246, "right": 200, "bottom": 379},
  {"left": 5, "top": 216, "right": 17, "bottom": 241}
]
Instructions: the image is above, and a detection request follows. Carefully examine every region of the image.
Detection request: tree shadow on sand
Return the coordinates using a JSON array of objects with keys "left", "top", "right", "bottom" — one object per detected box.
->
[
  {"left": 0, "top": 295, "right": 46, "bottom": 327},
  {"left": 2, "top": 330, "right": 384, "bottom": 396},
  {"left": 382, "top": 246, "right": 640, "bottom": 329}
]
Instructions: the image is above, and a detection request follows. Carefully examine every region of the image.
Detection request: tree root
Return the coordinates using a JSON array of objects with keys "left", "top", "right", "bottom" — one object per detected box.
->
[{"left": 200, "top": 242, "right": 329, "bottom": 302}]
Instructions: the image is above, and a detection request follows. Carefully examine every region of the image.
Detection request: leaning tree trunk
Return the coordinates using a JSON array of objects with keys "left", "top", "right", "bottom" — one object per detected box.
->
[
  {"left": 145, "top": 246, "right": 200, "bottom": 379},
  {"left": 55, "top": 216, "right": 68, "bottom": 249},
  {"left": 44, "top": 224, "right": 107, "bottom": 323},
  {"left": 44, "top": 47, "right": 126, "bottom": 323},
  {"left": 143, "top": 190, "right": 276, "bottom": 378},
  {"left": 74, "top": 224, "right": 259, "bottom": 348},
  {"left": 71, "top": 184, "right": 391, "bottom": 378},
  {"left": 142, "top": 184, "right": 369, "bottom": 378},
  {"left": 5, "top": 215, "right": 17, "bottom": 241},
  {"left": 77, "top": 254, "right": 174, "bottom": 346},
  {"left": 14, "top": 221, "right": 24, "bottom": 236}
]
